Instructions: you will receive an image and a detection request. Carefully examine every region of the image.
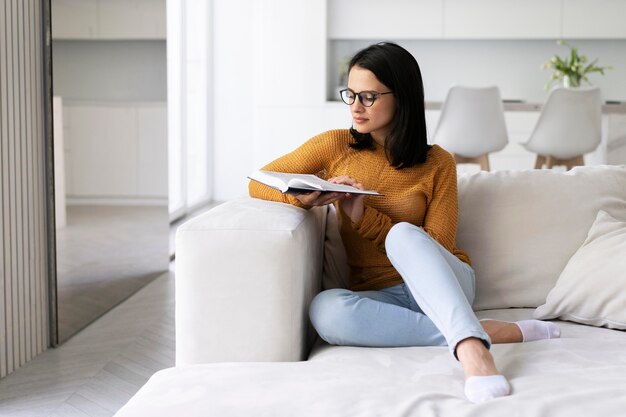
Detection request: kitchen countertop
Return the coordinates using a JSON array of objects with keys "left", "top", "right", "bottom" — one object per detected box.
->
[{"left": 424, "top": 101, "right": 626, "bottom": 114}]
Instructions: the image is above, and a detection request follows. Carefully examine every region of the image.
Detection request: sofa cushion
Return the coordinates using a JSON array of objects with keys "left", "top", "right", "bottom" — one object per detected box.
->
[
  {"left": 457, "top": 165, "right": 626, "bottom": 310},
  {"left": 534, "top": 210, "right": 626, "bottom": 329},
  {"left": 114, "top": 310, "right": 626, "bottom": 417}
]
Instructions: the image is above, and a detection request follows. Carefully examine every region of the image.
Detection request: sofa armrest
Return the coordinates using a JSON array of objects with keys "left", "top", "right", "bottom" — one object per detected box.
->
[{"left": 175, "top": 198, "right": 326, "bottom": 365}]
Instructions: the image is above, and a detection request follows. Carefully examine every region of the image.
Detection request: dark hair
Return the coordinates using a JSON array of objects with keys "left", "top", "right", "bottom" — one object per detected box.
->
[{"left": 348, "top": 42, "right": 430, "bottom": 168}]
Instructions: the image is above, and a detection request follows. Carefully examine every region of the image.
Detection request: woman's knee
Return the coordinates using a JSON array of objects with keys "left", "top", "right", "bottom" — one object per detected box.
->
[{"left": 386, "top": 222, "right": 429, "bottom": 253}]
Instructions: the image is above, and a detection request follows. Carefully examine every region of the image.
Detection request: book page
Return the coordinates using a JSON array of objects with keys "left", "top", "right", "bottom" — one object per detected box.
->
[{"left": 249, "top": 170, "right": 382, "bottom": 196}]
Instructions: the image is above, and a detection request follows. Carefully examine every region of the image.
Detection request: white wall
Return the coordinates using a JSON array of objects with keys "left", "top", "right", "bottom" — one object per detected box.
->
[
  {"left": 211, "top": 0, "right": 256, "bottom": 200},
  {"left": 211, "top": 0, "right": 336, "bottom": 201},
  {"left": 207, "top": 1, "right": 626, "bottom": 201}
]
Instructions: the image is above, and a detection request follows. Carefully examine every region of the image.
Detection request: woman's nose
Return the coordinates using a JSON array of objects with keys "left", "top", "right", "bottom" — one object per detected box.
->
[{"left": 350, "top": 100, "right": 364, "bottom": 112}]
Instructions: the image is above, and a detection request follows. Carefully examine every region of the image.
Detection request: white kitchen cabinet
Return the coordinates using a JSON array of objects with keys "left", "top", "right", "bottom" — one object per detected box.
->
[
  {"left": 327, "top": 0, "right": 443, "bottom": 39},
  {"left": 327, "top": 0, "right": 626, "bottom": 40},
  {"left": 137, "top": 106, "right": 169, "bottom": 197},
  {"left": 443, "top": 0, "right": 561, "bottom": 39},
  {"left": 51, "top": 0, "right": 165, "bottom": 40},
  {"left": 562, "top": 0, "right": 626, "bottom": 39},
  {"left": 98, "top": 0, "right": 166, "bottom": 39},
  {"left": 607, "top": 114, "right": 626, "bottom": 165},
  {"left": 63, "top": 102, "right": 167, "bottom": 203},
  {"left": 497, "top": 112, "right": 540, "bottom": 170},
  {"left": 51, "top": 0, "right": 98, "bottom": 39},
  {"left": 66, "top": 105, "right": 138, "bottom": 198},
  {"left": 608, "top": 114, "right": 626, "bottom": 143}
]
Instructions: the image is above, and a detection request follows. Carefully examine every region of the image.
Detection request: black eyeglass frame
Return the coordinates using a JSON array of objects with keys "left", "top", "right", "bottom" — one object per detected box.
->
[{"left": 339, "top": 88, "right": 393, "bottom": 107}]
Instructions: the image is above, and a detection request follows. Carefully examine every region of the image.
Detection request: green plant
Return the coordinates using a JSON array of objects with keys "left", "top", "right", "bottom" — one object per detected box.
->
[{"left": 541, "top": 40, "right": 612, "bottom": 90}]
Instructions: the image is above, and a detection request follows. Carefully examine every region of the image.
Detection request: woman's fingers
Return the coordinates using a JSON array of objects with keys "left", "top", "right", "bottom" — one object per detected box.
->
[
  {"left": 328, "top": 176, "right": 358, "bottom": 186},
  {"left": 295, "top": 191, "right": 343, "bottom": 207},
  {"left": 295, "top": 191, "right": 321, "bottom": 205},
  {"left": 328, "top": 176, "right": 365, "bottom": 191},
  {"left": 295, "top": 174, "right": 365, "bottom": 207},
  {"left": 318, "top": 192, "right": 343, "bottom": 206}
]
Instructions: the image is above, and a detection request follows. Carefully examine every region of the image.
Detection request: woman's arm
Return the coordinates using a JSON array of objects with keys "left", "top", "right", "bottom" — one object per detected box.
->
[
  {"left": 351, "top": 205, "right": 395, "bottom": 251},
  {"left": 248, "top": 130, "right": 345, "bottom": 209},
  {"left": 328, "top": 175, "right": 394, "bottom": 251}
]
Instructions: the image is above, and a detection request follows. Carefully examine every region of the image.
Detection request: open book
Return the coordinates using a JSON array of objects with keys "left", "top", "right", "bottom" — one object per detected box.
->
[{"left": 248, "top": 170, "right": 382, "bottom": 196}]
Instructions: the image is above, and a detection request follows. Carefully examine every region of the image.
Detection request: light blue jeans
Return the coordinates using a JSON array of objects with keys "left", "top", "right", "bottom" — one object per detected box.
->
[{"left": 309, "top": 222, "right": 491, "bottom": 357}]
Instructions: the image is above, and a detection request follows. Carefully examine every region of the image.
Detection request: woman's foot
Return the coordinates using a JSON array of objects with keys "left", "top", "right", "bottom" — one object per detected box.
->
[
  {"left": 481, "top": 319, "right": 560, "bottom": 343},
  {"left": 456, "top": 337, "right": 500, "bottom": 379},
  {"left": 515, "top": 320, "right": 561, "bottom": 342},
  {"left": 480, "top": 320, "right": 523, "bottom": 343},
  {"left": 456, "top": 338, "right": 510, "bottom": 403}
]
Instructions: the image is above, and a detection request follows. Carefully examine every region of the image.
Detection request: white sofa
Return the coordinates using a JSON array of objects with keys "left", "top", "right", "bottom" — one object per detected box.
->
[{"left": 116, "top": 166, "right": 626, "bottom": 417}]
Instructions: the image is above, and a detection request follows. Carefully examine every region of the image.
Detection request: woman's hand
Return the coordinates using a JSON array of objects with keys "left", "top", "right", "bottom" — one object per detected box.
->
[
  {"left": 294, "top": 191, "right": 343, "bottom": 207},
  {"left": 328, "top": 176, "right": 366, "bottom": 224}
]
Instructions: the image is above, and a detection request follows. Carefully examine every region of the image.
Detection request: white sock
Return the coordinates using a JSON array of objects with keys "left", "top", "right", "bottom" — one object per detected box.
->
[
  {"left": 465, "top": 375, "right": 510, "bottom": 403},
  {"left": 515, "top": 319, "right": 561, "bottom": 342}
]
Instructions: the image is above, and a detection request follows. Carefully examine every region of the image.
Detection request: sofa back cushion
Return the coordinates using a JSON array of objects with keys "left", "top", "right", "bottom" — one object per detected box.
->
[
  {"left": 457, "top": 166, "right": 626, "bottom": 310},
  {"left": 322, "top": 204, "right": 351, "bottom": 290}
]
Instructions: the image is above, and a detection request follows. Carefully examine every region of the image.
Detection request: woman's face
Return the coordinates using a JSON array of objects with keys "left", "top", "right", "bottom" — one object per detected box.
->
[{"left": 347, "top": 65, "right": 396, "bottom": 145}]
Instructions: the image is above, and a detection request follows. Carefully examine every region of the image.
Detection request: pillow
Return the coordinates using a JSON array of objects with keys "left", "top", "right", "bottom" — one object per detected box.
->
[
  {"left": 457, "top": 165, "right": 626, "bottom": 310},
  {"left": 534, "top": 210, "right": 626, "bottom": 329}
]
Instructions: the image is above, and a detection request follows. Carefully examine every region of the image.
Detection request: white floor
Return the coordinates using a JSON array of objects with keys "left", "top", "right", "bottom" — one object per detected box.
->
[
  {"left": 0, "top": 265, "right": 175, "bottom": 417},
  {"left": 56, "top": 205, "right": 169, "bottom": 343}
]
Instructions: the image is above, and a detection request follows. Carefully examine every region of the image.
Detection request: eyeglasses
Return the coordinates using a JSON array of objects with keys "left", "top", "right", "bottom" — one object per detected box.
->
[{"left": 339, "top": 88, "right": 393, "bottom": 107}]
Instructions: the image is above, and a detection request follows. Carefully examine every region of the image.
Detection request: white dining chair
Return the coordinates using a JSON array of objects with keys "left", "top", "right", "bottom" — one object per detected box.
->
[
  {"left": 523, "top": 87, "right": 602, "bottom": 170},
  {"left": 432, "top": 86, "right": 508, "bottom": 171}
]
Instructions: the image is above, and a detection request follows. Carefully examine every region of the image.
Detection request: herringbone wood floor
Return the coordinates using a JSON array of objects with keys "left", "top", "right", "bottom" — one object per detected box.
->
[{"left": 0, "top": 265, "right": 175, "bottom": 416}]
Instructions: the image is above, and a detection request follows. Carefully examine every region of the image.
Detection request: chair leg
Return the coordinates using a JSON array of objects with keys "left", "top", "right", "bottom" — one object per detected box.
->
[
  {"left": 538, "top": 154, "right": 585, "bottom": 170},
  {"left": 453, "top": 154, "right": 469, "bottom": 165},
  {"left": 453, "top": 154, "right": 491, "bottom": 171},
  {"left": 478, "top": 154, "right": 490, "bottom": 171},
  {"left": 535, "top": 155, "right": 546, "bottom": 169},
  {"left": 565, "top": 155, "right": 585, "bottom": 170}
]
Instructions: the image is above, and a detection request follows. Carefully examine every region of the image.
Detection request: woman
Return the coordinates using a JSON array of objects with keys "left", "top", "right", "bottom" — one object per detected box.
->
[{"left": 248, "top": 42, "right": 559, "bottom": 403}]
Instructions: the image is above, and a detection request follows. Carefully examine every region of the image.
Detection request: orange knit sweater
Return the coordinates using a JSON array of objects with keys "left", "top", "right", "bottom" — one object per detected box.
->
[{"left": 248, "top": 129, "right": 470, "bottom": 291}]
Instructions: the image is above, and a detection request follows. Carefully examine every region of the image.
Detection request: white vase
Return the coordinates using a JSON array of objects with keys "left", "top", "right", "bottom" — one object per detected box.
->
[
  {"left": 562, "top": 75, "right": 582, "bottom": 89},
  {"left": 563, "top": 75, "right": 571, "bottom": 88}
]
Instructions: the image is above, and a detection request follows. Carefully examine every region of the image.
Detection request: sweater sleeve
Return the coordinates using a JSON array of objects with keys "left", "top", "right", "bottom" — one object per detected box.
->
[
  {"left": 248, "top": 130, "right": 342, "bottom": 209},
  {"left": 422, "top": 150, "right": 459, "bottom": 254},
  {"left": 352, "top": 205, "right": 394, "bottom": 252}
]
